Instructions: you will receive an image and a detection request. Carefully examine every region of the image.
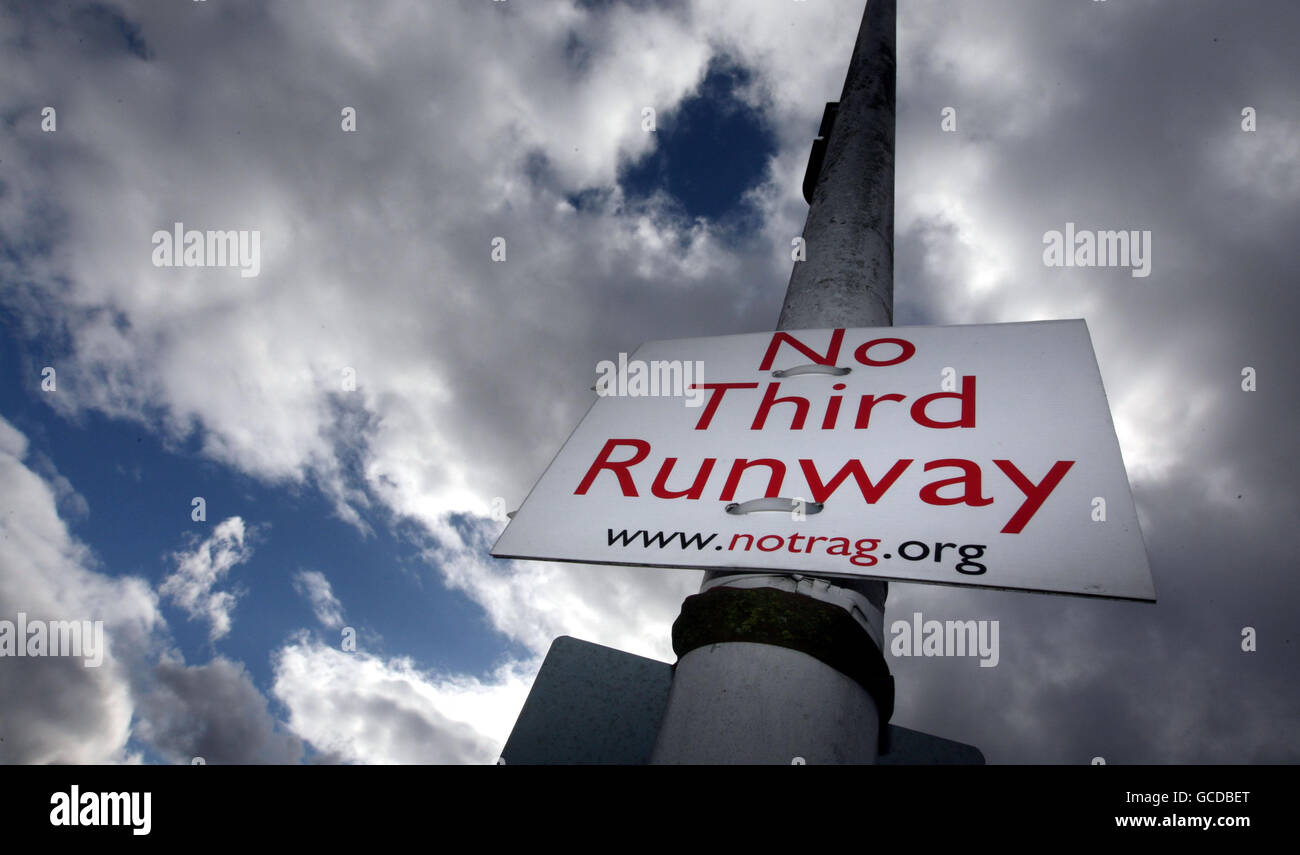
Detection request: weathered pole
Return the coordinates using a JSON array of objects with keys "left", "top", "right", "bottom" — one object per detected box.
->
[{"left": 650, "top": 0, "right": 896, "bottom": 764}]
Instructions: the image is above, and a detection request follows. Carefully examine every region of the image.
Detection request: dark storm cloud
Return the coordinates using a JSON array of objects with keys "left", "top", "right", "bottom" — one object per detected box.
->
[
  {"left": 883, "top": 0, "right": 1300, "bottom": 762},
  {"left": 71, "top": 3, "right": 152, "bottom": 61},
  {"left": 134, "top": 657, "right": 303, "bottom": 764}
]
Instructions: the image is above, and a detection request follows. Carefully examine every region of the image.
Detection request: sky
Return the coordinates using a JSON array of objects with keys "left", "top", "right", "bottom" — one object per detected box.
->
[{"left": 0, "top": 0, "right": 1296, "bottom": 765}]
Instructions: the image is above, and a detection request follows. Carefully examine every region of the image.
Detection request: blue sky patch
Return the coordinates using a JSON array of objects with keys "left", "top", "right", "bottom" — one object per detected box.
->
[{"left": 618, "top": 57, "right": 776, "bottom": 224}]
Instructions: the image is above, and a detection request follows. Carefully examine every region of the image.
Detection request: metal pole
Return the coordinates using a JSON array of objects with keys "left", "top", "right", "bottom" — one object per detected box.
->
[{"left": 650, "top": 0, "right": 895, "bottom": 765}]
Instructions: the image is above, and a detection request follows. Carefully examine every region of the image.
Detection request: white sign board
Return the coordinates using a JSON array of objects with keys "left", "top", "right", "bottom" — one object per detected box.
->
[{"left": 492, "top": 320, "right": 1155, "bottom": 601}]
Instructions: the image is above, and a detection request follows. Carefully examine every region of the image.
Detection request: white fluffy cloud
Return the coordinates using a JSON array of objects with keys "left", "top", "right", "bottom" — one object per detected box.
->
[
  {"left": 159, "top": 517, "right": 250, "bottom": 643},
  {"left": 429, "top": 516, "right": 695, "bottom": 663},
  {"left": 273, "top": 633, "right": 535, "bottom": 764},
  {"left": 292, "top": 569, "right": 346, "bottom": 630}
]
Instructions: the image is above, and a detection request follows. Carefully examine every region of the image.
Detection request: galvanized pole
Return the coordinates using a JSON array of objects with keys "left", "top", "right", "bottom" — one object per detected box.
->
[{"left": 650, "top": 0, "right": 895, "bottom": 765}]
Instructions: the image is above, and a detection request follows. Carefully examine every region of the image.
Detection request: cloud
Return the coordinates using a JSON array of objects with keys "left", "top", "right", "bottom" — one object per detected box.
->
[
  {"left": 292, "top": 569, "right": 345, "bottom": 630},
  {"left": 273, "top": 633, "right": 534, "bottom": 764},
  {"left": 0, "top": 417, "right": 311, "bottom": 765},
  {"left": 159, "top": 517, "right": 251, "bottom": 643},
  {"left": 430, "top": 516, "right": 694, "bottom": 663},
  {"left": 27, "top": 451, "right": 91, "bottom": 521},
  {"left": 0, "top": 417, "right": 161, "bottom": 763},
  {"left": 0, "top": 0, "right": 833, "bottom": 531},
  {"left": 133, "top": 655, "right": 303, "bottom": 765}
]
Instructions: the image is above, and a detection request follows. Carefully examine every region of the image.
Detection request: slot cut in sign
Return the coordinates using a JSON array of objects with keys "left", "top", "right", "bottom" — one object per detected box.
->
[{"left": 492, "top": 320, "right": 1155, "bottom": 602}]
